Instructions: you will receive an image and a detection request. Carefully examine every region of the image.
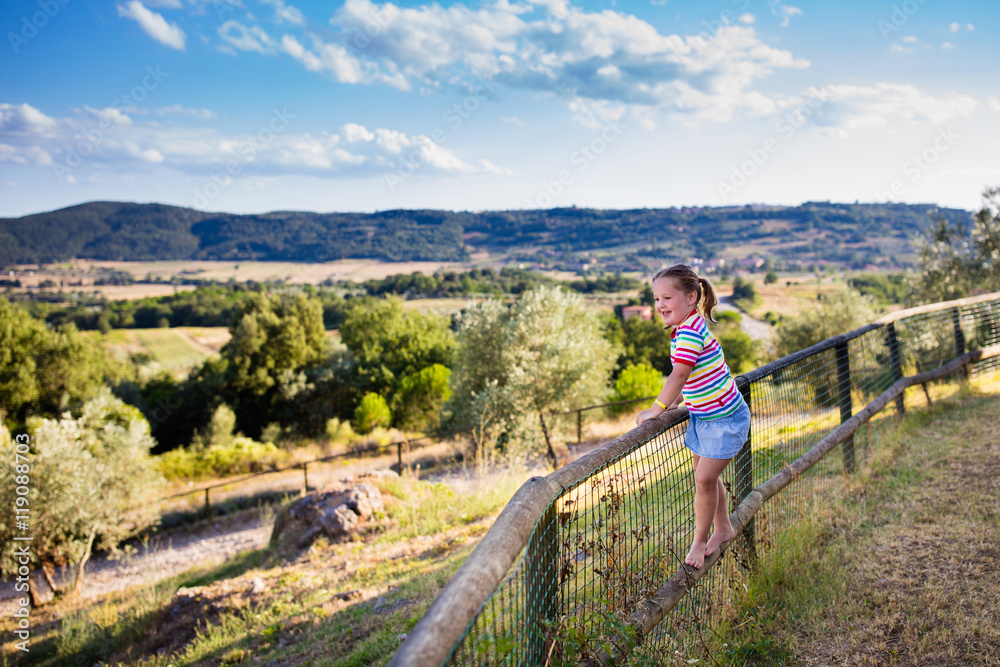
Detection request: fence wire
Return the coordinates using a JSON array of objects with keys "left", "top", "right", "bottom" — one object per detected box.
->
[{"left": 442, "top": 296, "right": 1000, "bottom": 667}]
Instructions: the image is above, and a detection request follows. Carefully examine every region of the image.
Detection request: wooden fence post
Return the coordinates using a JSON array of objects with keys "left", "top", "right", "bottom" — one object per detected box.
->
[
  {"left": 835, "top": 341, "right": 855, "bottom": 474},
  {"left": 577, "top": 410, "right": 583, "bottom": 444},
  {"left": 302, "top": 462, "right": 308, "bottom": 497},
  {"left": 204, "top": 488, "right": 212, "bottom": 518},
  {"left": 734, "top": 381, "right": 755, "bottom": 564},
  {"left": 952, "top": 307, "right": 969, "bottom": 379},
  {"left": 397, "top": 441, "right": 403, "bottom": 475},
  {"left": 886, "top": 322, "right": 905, "bottom": 415},
  {"left": 524, "top": 501, "right": 560, "bottom": 664}
]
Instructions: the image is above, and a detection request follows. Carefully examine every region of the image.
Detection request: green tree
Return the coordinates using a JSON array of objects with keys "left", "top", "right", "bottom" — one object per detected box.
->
[
  {"left": 392, "top": 364, "right": 452, "bottom": 433},
  {"left": 448, "top": 286, "right": 620, "bottom": 465},
  {"left": 340, "top": 297, "right": 454, "bottom": 397},
  {"left": 222, "top": 292, "right": 327, "bottom": 437},
  {"left": 775, "top": 289, "right": 878, "bottom": 357},
  {"left": 609, "top": 364, "right": 662, "bottom": 415},
  {"left": 764, "top": 270, "right": 779, "bottom": 285},
  {"left": 731, "top": 276, "right": 759, "bottom": 310},
  {"left": 0, "top": 299, "right": 116, "bottom": 430},
  {"left": 714, "top": 323, "right": 758, "bottom": 374},
  {"left": 354, "top": 393, "right": 392, "bottom": 434},
  {"left": 0, "top": 390, "right": 164, "bottom": 602},
  {"left": 774, "top": 289, "right": 879, "bottom": 406},
  {"left": 909, "top": 186, "right": 1000, "bottom": 304}
]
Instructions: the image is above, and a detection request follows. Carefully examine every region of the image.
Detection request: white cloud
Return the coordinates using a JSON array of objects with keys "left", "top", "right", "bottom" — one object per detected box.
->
[
  {"left": 967, "top": 23, "right": 974, "bottom": 30},
  {"left": 117, "top": 1, "right": 186, "bottom": 50},
  {"left": 0, "top": 143, "right": 52, "bottom": 166},
  {"left": 770, "top": 2, "right": 801, "bottom": 27},
  {"left": 281, "top": 35, "right": 323, "bottom": 71},
  {"left": 0, "top": 103, "right": 501, "bottom": 178},
  {"left": 317, "top": 0, "right": 809, "bottom": 123},
  {"left": 219, "top": 20, "right": 276, "bottom": 53},
  {"left": 949, "top": 21, "right": 961, "bottom": 32},
  {"left": 799, "top": 83, "right": 979, "bottom": 136},
  {"left": 941, "top": 41, "right": 954, "bottom": 50},
  {"left": 0, "top": 103, "right": 58, "bottom": 136},
  {"left": 157, "top": 104, "right": 216, "bottom": 119},
  {"left": 987, "top": 97, "right": 1000, "bottom": 112},
  {"left": 84, "top": 105, "right": 133, "bottom": 126},
  {"left": 262, "top": 0, "right": 304, "bottom": 25},
  {"left": 499, "top": 115, "right": 526, "bottom": 126},
  {"left": 738, "top": 13, "right": 755, "bottom": 24}
]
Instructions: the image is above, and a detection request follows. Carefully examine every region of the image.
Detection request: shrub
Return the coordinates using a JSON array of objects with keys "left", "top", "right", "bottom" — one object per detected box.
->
[
  {"left": 354, "top": 393, "right": 392, "bottom": 434},
  {"left": 609, "top": 364, "right": 663, "bottom": 415},
  {"left": 156, "top": 437, "right": 288, "bottom": 480}
]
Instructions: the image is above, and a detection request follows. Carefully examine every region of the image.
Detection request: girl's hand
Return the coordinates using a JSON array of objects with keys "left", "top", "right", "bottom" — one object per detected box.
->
[{"left": 636, "top": 406, "right": 663, "bottom": 426}]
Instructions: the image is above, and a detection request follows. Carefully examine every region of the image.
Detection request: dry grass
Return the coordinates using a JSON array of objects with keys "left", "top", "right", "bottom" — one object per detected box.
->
[{"left": 713, "top": 373, "right": 1000, "bottom": 666}]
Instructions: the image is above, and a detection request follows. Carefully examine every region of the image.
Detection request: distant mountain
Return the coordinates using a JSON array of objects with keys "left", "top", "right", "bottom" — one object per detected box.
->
[{"left": 0, "top": 200, "right": 970, "bottom": 267}]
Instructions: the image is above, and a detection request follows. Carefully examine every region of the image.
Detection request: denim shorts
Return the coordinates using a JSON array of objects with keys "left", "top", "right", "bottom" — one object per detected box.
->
[{"left": 684, "top": 399, "right": 751, "bottom": 460}]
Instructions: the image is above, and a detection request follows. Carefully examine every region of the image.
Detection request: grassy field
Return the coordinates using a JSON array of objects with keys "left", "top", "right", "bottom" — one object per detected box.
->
[{"left": 89, "top": 327, "right": 227, "bottom": 375}]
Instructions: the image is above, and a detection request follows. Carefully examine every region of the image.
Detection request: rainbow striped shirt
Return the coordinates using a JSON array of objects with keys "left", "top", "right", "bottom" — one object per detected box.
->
[{"left": 670, "top": 311, "right": 744, "bottom": 419}]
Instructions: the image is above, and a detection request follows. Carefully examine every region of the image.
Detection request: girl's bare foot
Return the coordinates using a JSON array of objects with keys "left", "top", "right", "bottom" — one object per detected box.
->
[
  {"left": 704, "top": 524, "right": 736, "bottom": 558},
  {"left": 685, "top": 540, "right": 708, "bottom": 569}
]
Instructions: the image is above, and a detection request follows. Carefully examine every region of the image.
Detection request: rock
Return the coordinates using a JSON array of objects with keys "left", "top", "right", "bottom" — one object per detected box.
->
[
  {"left": 248, "top": 577, "right": 268, "bottom": 595},
  {"left": 397, "top": 633, "right": 408, "bottom": 641},
  {"left": 346, "top": 483, "right": 384, "bottom": 520},
  {"left": 269, "top": 484, "right": 384, "bottom": 550}
]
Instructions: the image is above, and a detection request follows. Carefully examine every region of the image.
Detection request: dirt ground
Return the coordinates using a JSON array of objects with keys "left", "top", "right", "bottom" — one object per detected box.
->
[{"left": 798, "top": 392, "right": 1000, "bottom": 666}]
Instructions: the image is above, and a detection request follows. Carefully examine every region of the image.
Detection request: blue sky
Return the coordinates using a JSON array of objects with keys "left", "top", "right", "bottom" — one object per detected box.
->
[{"left": 1, "top": 0, "right": 997, "bottom": 216}]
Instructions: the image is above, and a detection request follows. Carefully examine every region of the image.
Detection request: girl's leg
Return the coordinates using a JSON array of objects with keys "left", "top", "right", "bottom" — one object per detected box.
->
[
  {"left": 705, "top": 477, "right": 735, "bottom": 557},
  {"left": 685, "top": 456, "right": 731, "bottom": 569}
]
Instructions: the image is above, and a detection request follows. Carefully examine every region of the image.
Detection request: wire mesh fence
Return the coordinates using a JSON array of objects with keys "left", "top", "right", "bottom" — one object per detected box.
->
[{"left": 403, "top": 293, "right": 1000, "bottom": 667}]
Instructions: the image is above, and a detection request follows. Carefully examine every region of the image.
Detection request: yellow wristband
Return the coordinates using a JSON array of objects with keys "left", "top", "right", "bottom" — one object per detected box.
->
[{"left": 654, "top": 399, "right": 667, "bottom": 410}]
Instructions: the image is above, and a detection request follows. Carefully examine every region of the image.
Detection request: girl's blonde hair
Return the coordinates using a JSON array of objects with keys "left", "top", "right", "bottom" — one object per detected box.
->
[{"left": 652, "top": 263, "right": 719, "bottom": 324}]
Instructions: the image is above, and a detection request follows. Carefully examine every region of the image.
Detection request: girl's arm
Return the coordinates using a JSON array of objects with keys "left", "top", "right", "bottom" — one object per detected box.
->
[{"left": 636, "top": 363, "right": 693, "bottom": 426}]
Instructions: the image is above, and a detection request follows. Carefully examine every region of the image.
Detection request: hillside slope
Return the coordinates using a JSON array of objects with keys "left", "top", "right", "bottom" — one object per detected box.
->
[{"left": 0, "top": 200, "right": 970, "bottom": 267}]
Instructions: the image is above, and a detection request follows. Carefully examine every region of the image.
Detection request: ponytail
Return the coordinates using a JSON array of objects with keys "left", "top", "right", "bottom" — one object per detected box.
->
[
  {"left": 652, "top": 264, "right": 719, "bottom": 324},
  {"left": 698, "top": 277, "right": 719, "bottom": 324}
]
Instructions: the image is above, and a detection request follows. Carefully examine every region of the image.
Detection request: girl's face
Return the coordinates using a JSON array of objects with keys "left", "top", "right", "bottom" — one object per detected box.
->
[{"left": 652, "top": 277, "right": 698, "bottom": 329}]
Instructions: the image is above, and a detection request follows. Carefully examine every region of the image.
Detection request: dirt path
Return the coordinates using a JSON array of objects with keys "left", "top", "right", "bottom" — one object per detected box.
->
[
  {"left": 717, "top": 296, "right": 772, "bottom": 341},
  {"left": 799, "top": 393, "right": 1000, "bottom": 665},
  {"left": 0, "top": 511, "right": 271, "bottom": 616}
]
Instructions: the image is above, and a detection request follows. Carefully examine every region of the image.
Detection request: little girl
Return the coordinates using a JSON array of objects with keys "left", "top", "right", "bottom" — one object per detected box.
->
[{"left": 635, "top": 264, "right": 751, "bottom": 570}]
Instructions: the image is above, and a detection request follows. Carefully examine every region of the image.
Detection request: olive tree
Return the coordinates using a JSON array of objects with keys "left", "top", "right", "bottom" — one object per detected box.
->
[
  {"left": 0, "top": 389, "right": 165, "bottom": 602},
  {"left": 448, "top": 286, "right": 620, "bottom": 466},
  {"left": 909, "top": 186, "right": 1000, "bottom": 304}
]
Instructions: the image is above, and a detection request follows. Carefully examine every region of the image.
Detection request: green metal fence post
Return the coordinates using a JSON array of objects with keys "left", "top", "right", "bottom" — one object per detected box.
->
[
  {"left": 524, "top": 501, "right": 560, "bottom": 664},
  {"left": 886, "top": 322, "right": 905, "bottom": 415},
  {"left": 734, "top": 381, "right": 756, "bottom": 563},
  {"left": 835, "top": 341, "right": 855, "bottom": 474}
]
